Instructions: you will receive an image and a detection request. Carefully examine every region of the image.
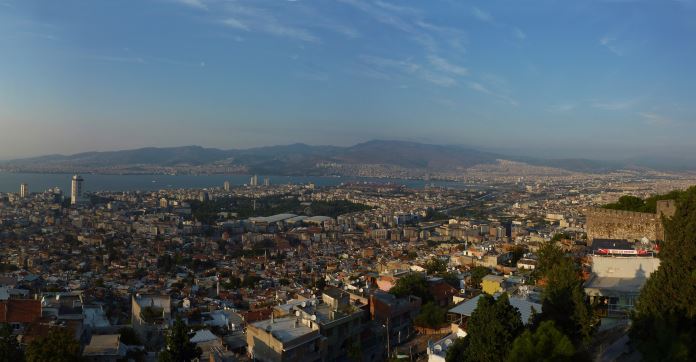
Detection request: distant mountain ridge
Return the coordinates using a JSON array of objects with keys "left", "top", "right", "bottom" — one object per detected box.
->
[{"left": 0, "top": 140, "right": 682, "bottom": 174}]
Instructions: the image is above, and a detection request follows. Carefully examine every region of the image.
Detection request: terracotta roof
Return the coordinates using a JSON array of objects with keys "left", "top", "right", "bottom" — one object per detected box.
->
[
  {"left": 0, "top": 299, "right": 42, "bottom": 323},
  {"left": 241, "top": 308, "right": 272, "bottom": 323}
]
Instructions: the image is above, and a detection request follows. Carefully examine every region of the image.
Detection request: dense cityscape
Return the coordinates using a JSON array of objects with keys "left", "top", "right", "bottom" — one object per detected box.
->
[
  {"left": 2, "top": 0, "right": 696, "bottom": 361},
  {"left": 1, "top": 170, "right": 695, "bottom": 361}
]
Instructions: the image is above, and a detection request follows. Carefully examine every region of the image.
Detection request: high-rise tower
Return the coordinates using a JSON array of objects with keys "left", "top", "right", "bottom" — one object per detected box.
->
[
  {"left": 19, "top": 183, "right": 29, "bottom": 198},
  {"left": 71, "top": 175, "right": 84, "bottom": 205}
]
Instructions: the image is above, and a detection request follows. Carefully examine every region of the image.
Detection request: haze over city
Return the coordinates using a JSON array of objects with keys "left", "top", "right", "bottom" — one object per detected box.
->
[{"left": 1, "top": 0, "right": 696, "bottom": 160}]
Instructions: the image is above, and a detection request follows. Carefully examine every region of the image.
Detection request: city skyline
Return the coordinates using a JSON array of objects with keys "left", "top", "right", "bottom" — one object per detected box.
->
[{"left": 1, "top": 0, "right": 695, "bottom": 160}]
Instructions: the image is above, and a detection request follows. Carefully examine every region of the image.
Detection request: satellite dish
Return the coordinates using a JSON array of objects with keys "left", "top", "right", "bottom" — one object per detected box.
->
[
  {"left": 311, "top": 315, "right": 317, "bottom": 321},
  {"left": 295, "top": 310, "right": 301, "bottom": 317},
  {"left": 301, "top": 302, "right": 307, "bottom": 308},
  {"left": 359, "top": 288, "right": 364, "bottom": 293},
  {"left": 445, "top": 340, "right": 453, "bottom": 346},
  {"left": 434, "top": 345, "right": 442, "bottom": 352}
]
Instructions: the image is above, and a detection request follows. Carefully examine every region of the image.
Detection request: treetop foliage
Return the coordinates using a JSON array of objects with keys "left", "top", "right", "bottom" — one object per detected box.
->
[
  {"left": 631, "top": 185, "right": 696, "bottom": 361},
  {"left": 602, "top": 190, "right": 684, "bottom": 213}
]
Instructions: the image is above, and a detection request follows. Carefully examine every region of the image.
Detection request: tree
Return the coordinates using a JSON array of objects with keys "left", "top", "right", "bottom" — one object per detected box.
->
[
  {"left": 425, "top": 257, "right": 448, "bottom": 275},
  {"left": 536, "top": 240, "right": 565, "bottom": 278},
  {"left": 446, "top": 293, "right": 524, "bottom": 362},
  {"left": 389, "top": 273, "right": 431, "bottom": 303},
  {"left": 118, "top": 326, "right": 142, "bottom": 346},
  {"left": 631, "top": 186, "right": 696, "bottom": 361},
  {"left": 25, "top": 328, "right": 81, "bottom": 362},
  {"left": 158, "top": 317, "right": 202, "bottom": 362},
  {"left": 509, "top": 245, "right": 527, "bottom": 266},
  {"left": 507, "top": 321, "right": 574, "bottom": 362},
  {"left": 414, "top": 302, "right": 446, "bottom": 328},
  {"left": 536, "top": 256, "right": 593, "bottom": 346},
  {"left": 0, "top": 323, "right": 24, "bottom": 362},
  {"left": 468, "top": 266, "right": 490, "bottom": 289},
  {"left": 446, "top": 337, "right": 469, "bottom": 362}
]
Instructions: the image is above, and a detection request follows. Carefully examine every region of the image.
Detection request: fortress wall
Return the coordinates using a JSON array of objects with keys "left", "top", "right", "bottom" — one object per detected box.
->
[{"left": 586, "top": 208, "right": 661, "bottom": 243}]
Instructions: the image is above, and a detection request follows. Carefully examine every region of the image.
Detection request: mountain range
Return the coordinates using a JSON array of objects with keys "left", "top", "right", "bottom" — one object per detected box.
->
[{"left": 1, "top": 140, "right": 692, "bottom": 175}]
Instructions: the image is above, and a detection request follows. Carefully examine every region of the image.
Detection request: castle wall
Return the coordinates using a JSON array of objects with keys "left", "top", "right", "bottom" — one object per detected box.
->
[{"left": 585, "top": 208, "right": 662, "bottom": 243}]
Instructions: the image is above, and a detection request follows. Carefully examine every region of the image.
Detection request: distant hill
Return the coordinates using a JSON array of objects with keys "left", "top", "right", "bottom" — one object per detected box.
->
[{"left": 0, "top": 140, "right": 670, "bottom": 175}]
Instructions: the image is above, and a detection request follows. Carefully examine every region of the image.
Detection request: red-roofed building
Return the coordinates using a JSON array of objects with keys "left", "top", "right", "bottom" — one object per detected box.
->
[{"left": 0, "top": 299, "right": 42, "bottom": 332}]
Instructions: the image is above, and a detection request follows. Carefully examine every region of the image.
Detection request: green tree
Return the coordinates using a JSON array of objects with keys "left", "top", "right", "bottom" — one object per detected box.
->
[
  {"left": 603, "top": 195, "right": 648, "bottom": 212},
  {"left": 631, "top": 186, "right": 696, "bottom": 361},
  {"left": 446, "top": 293, "right": 524, "bottom": 362},
  {"left": 25, "top": 328, "right": 81, "bottom": 362},
  {"left": 0, "top": 323, "right": 24, "bottom": 362},
  {"left": 414, "top": 302, "right": 446, "bottom": 328},
  {"left": 425, "top": 257, "right": 448, "bottom": 275},
  {"left": 468, "top": 266, "right": 490, "bottom": 289},
  {"left": 536, "top": 240, "right": 565, "bottom": 278},
  {"left": 445, "top": 337, "right": 469, "bottom": 362},
  {"left": 389, "top": 273, "right": 431, "bottom": 303},
  {"left": 507, "top": 321, "right": 574, "bottom": 362},
  {"left": 537, "top": 256, "right": 593, "bottom": 346},
  {"left": 118, "top": 326, "right": 142, "bottom": 346},
  {"left": 158, "top": 317, "right": 202, "bottom": 362}
]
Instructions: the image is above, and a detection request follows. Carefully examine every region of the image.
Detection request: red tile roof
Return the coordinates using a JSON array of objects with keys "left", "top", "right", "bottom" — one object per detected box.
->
[{"left": 0, "top": 299, "right": 42, "bottom": 323}]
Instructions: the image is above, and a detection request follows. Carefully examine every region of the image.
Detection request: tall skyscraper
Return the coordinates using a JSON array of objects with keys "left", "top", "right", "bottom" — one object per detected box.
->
[
  {"left": 223, "top": 180, "right": 231, "bottom": 192},
  {"left": 250, "top": 175, "right": 258, "bottom": 186},
  {"left": 19, "top": 183, "right": 29, "bottom": 198},
  {"left": 263, "top": 177, "right": 270, "bottom": 187},
  {"left": 71, "top": 174, "right": 84, "bottom": 205}
]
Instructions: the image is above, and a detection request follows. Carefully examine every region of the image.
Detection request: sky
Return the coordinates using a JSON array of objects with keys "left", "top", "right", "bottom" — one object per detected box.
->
[{"left": 0, "top": 0, "right": 695, "bottom": 160}]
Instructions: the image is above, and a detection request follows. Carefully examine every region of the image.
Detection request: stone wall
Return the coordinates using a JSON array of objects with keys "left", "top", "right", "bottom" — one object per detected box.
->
[
  {"left": 656, "top": 199, "right": 677, "bottom": 218},
  {"left": 586, "top": 208, "right": 662, "bottom": 244}
]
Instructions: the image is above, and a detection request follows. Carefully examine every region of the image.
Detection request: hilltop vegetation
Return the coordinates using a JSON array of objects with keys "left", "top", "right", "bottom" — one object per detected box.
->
[{"left": 602, "top": 190, "right": 685, "bottom": 213}]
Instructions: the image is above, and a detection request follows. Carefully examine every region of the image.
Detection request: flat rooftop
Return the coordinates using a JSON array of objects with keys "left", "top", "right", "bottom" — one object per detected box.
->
[{"left": 252, "top": 317, "right": 316, "bottom": 343}]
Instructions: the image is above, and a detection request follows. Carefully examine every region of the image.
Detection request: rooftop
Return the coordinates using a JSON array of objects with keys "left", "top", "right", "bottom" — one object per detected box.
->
[
  {"left": 449, "top": 295, "right": 541, "bottom": 325},
  {"left": 251, "top": 317, "right": 316, "bottom": 344}
]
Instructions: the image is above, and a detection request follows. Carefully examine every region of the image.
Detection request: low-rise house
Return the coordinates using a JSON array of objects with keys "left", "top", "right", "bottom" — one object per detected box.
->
[{"left": 83, "top": 334, "right": 127, "bottom": 362}]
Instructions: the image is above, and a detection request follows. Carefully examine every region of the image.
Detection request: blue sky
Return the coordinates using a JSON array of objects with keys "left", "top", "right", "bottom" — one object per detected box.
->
[{"left": 0, "top": 0, "right": 694, "bottom": 159}]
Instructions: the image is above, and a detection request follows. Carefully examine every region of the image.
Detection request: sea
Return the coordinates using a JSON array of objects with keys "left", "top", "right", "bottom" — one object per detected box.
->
[{"left": 0, "top": 172, "right": 474, "bottom": 193}]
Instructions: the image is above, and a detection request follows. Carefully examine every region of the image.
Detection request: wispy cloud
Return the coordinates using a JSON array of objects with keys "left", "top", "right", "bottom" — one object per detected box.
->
[
  {"left": 472, "top": 7, "right": 493, "bottom": 22},
  {"left": 89, "top": 55, "right": 146, "bottom": 64},
  {"left": 600, "top": 36, "right": 623, "bottom": 56},
  {"left": 421, "top": 71, "right": 456, "bottom": 87},
  {"left": 638, "top": 112, "right": 674, "bottom": 126},
  {"left": 374, "top": 1, "right": 420, "bottom": 15},
  {"left": 513, "top": 27, "right": 527, "bottom": 40},
  {"left": 468, "top": 81, "right": 518, "bottom": 106},
  {"left": 339, "top": 0, "right": 415, "bottom": 33},
  {"left": 222, "top": 18, "right": 249, "bottom": 31},
  {"left": 358, "top": 54, "right": 456, "bottom": 86},
  {"left": 359, "top": 55, "right": 420, "bottom": 73},
  {"left": 427, "top": 55, "right": 468, "bottom": 76},
  {"left": 592, "top": 99, "right": 636, "bottom": 110},
  {"left": 174, "top": 0, "right": 207, "bottom": 10},
  {"left": 547, "top": 103, "right": 577, "bottom": 112},
  {"left": 221, "top": 4, "right": 320, "bottom": 43}
]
